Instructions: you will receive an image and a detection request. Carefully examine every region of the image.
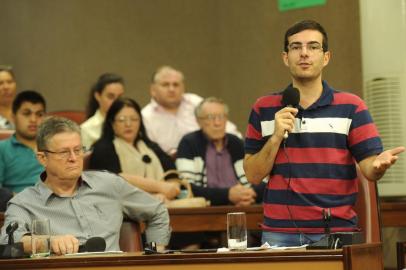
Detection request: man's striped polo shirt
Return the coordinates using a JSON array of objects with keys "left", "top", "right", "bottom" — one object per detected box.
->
[{"left": 244, "top": 81, "right": 383, "bottom": 233}]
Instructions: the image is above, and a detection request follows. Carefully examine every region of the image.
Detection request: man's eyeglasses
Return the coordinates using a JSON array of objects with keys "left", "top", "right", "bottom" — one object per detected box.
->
[
  {"left": 288, "top": 42, "right": 323, "bottom": 53},
  {"left": 115, "top": 116, "right": 140, "bottom": 124},
  {"left": 199, "top": 114, "right": 227, "bottom": 122},
  {"left": 40, "top": 146, "right": 87, "bottom": 159}
]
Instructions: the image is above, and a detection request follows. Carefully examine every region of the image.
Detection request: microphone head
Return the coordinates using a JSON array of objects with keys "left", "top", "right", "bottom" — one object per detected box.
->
[
  {"left": 282, "top": 87, "right": 300, "bottom": 107},
  {"left": 84, "top": 237, "right": 106, "bottom": 252}
]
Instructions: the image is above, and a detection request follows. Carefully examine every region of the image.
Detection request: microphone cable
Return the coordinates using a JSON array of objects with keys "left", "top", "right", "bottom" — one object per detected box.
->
[{"left": 282, "top": 138, "right": 316, "bottom": 245}]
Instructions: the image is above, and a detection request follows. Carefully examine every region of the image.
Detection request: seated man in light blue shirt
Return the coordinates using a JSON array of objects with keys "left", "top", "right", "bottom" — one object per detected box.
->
[
  {"left": 0, "top": 116, "right": 170, "bottom": 255},
  {"left": 0, "top": 90, "right": 46, "bottom": 193}
]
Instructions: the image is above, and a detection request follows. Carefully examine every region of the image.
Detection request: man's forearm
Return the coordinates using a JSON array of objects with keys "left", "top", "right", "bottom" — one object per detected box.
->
[{"left": 244, "top": 136, "right": 282, "bottom": 184}]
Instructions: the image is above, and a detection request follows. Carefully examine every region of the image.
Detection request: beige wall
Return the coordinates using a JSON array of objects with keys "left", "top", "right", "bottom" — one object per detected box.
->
[{"left": 0, "top": 0, "right": 361, "bottom": 133}]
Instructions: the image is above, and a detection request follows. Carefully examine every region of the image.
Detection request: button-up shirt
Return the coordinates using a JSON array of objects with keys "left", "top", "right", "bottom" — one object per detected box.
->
[{"left": 0, "top": 170, "right": 171, "bottom": 250}]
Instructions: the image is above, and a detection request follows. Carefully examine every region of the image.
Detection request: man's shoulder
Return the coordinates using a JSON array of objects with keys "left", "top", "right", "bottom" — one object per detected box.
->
[
  {"left": 9, "top": 184, "right": 40, "bottom": 204},
  {"left": 332, "top": 90, "right": 364, "bottom": 105},
  {"left": 180, "top": 130, "right": 203, "bottom": 143},
  {"left": 183, "top": 93, "right": 203, "bottom": 105},
  {"left": 252, "top": 92, "right": 283, "bottom": 109},
  {"left": 82, "top": 170, "right": 124, "bottom": 185}
]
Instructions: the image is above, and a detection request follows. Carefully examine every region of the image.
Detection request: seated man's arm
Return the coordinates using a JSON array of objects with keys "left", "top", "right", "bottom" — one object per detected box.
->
[
  {"left": 117, "top": 175, "right": 171, "bottom": 247},
  {"left": 1, "top": 203, "right": 79, "bottom": 255}
]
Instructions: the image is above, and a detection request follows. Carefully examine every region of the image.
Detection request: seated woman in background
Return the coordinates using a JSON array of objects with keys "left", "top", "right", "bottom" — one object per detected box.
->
[
  {"left": 0, "top": 66, "right": 17, "bottom": 130},
  {"left": 89, "top": 97, "right": 180, "bottom": 201},
  {"left": 81, "top": 73, "right": 125, "bottom": 149}
]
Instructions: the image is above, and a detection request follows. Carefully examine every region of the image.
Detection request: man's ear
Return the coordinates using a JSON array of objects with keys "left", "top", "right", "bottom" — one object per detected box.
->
[
  {"left": 36, "top": 152, "right": 47, "bottom": 167},
  {"left": 282, "top": 51, "right": 289, "bottom": 67},
  {"left": 150, "top": 84, "right": 156, "bottom": 99}
]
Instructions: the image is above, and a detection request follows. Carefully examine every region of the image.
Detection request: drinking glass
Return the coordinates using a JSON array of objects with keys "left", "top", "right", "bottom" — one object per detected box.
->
[
  {"left": 31, "top": 219, "right": 51, "bottom": 257},
  {"left": 227, "top": 212, "right": 247, "bottom": 250}
]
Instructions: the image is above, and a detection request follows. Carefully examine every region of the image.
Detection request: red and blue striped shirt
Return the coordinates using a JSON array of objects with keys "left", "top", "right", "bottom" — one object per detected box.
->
[{"left": 245, "top": 82, "right": 383, "bottom": 233}]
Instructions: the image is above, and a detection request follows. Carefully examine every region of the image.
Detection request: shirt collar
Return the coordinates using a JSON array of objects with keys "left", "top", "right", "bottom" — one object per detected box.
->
[
  {"left": 37, "top": 171, "right": 93, "bottom": 203},
  {"left": 284, "top": 80, "right": 334, "bottom": 110},
  {"left": 150, "top": 95, "right": 188, "bottom": 112}
]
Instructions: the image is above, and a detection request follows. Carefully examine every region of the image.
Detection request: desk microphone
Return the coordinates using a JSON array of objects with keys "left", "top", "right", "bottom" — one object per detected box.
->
[
  {"left": 78, "top": 237, "right": 106, "bottom": 252},
  {"left": 281, "top": 87, "right": 300, "bottom": 139}
]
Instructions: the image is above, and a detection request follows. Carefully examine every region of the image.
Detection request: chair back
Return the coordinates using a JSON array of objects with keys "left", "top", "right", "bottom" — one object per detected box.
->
[
  {"left": 397, "top": 241, "right": 406, "bottom": 270},
  {"left": 48, "top": 110, "right": 86, "bottom": 124},
  {"left": 0, "top": 130, "right": 14, "bottom": 140},
  {"left": 119, "top": 219, "right": 143, "bottom": 252},
  {"left": 354, "top": 165, "right": 381, "bottom": 243}
]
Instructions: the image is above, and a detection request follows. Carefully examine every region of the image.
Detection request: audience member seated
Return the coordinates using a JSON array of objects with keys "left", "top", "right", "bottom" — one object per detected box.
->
[
  {"left": 142, "top": 66, "right": 241, "bottom": 156},
  {"left": 89, "top": 97, "right": 180, "bottom": 202},
  {"left": 0, "top": 90, "right": 46, "bottom": 193},
  {"left": 81, "top": 73, "right": 125, "bottom": 149},
  {"left": 0, "top": 66, "right": 17, "bottom": 129},
  {"left": 0, "top": 117, "right": 170, "bottom": 254},
  {"left": 176, "top": 97, "right": 265, "bottom": 206}
]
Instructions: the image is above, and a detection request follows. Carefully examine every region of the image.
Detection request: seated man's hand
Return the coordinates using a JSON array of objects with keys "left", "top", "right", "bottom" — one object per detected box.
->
[
  {"left": 50, "top": 234, "right": 79, "bottom": 255},
  {"left": 228, "top": 184, "right": 256, "bottom": 206}
]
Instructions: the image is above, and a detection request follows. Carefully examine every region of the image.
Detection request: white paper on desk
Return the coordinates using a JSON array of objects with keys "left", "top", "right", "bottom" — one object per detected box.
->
[
  {"left": 64, "top": 251, "right": 124, "bottom": 256},
  {"left": 218, "top": 242, "right": 272, "bottom": 252},
  {"left": 269, "top": 244, "right": 308, "bottom": 250}
]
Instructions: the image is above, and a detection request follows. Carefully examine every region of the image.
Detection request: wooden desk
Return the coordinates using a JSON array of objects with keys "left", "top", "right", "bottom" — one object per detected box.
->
[
  {"left": 1, "top": 202, "right": 404, "bottom": 232},
  {"left": 0, "top": 243, "right": 383, "bottom": 270},
  {"left": 168, "top": 205, "right": 263, "bottom": 232}
]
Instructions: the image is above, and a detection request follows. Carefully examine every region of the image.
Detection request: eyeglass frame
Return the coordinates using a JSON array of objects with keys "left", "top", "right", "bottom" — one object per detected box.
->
[
  {"left": 39, "top": 146, "right": 87, "bottom": 159},
  {"left": 114, "top": 115, "right": 141, "bottom": 124},
  {"left": 198, "top": 114, "right": 227, "bottom": 122},
  {"left": 287, "top": 41, "right": 324, "bottom": 53}
]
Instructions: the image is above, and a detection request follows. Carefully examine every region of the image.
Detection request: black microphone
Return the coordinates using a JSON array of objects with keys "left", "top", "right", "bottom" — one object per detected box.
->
[
  {"left": 322, "top": 208, "right": 331, "bottom": 238},
  {"left": 78, "top": 237, "right": 106, "bottom": 253},
  {"left": 6, "top": 222, "right": 18, "bottom": 245},
  {"left": 281, "top": 87, "right": 300, "bottom": 139},
  {"left": 142, "top": 154, "right": 151, "bottom": 164}
]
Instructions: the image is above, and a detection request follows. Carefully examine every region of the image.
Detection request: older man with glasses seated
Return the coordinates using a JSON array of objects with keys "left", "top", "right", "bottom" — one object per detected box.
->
[
  {"left": 176, "top": 97, "right": 265, "bottom": 206},
  {"left": 0, "top": 116, "right": 170, "bottom": 255}
]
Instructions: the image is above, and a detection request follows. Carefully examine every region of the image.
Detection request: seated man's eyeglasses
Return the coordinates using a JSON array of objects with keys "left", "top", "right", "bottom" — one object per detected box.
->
[
  {"left": 288, "top": 42, "right": 323, "bottom": 53},
  {"left": 40, "top": 146, "right": 87, "bottom": 159},
  {"left": 199, "top": 114, "right": 227, "bottom": 122}
]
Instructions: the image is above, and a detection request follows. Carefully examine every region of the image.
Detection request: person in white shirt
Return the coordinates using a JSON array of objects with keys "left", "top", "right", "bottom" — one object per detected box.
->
[
  {"left": 142, "top": 66, "right": 241, "bottom": 155},
  {"left": 81, "top": 73, "right": 125, "bottom": 149}
]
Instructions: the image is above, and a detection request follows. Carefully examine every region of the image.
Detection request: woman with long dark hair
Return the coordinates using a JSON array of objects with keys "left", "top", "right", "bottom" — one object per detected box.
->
[
  {"left": 89, "top": 97, "right": 180, "bottom": 200},
  {"left": 81, "top": 73, "right": 124, "bottom": 149}
]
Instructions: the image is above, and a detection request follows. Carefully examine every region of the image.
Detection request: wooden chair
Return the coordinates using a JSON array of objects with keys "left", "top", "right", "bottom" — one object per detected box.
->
[
  {"left": 48, "top": 110, "right": 86, "bottom": 124},
  {"left": 397, "top": 241, "right": 406, "bottom": 270},
  {"left": 354, "top": 165, "right": 381, "bottom": 243},
  {"left": 119, "top": 219, "right": 143, "bottom": 252},
  {"left": 0, "top": 130, "right": 14, "bottom": 140}
]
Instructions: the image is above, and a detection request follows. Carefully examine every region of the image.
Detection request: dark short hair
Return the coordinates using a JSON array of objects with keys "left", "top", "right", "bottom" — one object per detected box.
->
[
  {"left": 85, "top": 73, "right": 124, "bottom": 118},
  {"left": 284, "top": 20, "right": 328, "bottom": 52},
  {"left": 12, "top": 90, "right": 46, "bottom": 114}
]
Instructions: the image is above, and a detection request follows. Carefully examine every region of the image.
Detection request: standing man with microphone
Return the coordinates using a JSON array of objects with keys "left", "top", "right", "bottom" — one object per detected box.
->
[{"left": 243, "top": 20, "right": 404, "bottom": 247}]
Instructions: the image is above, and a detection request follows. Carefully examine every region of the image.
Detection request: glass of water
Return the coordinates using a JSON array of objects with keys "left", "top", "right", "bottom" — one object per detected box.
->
[
  {"left": 31, "top": 219, "right": 51, "bottom": 257},
  {"left": 227, "top": 212, "right": 247, "bottom": 250}
]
